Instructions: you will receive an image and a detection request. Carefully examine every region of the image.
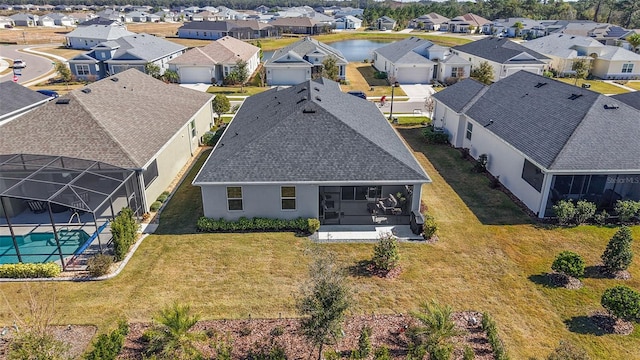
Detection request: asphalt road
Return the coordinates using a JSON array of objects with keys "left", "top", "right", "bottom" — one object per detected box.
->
[{"left": 0, "top": 44, "right": 54, "bottom": 84}]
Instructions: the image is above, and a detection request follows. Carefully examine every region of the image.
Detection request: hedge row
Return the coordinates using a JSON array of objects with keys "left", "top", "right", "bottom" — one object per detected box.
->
[
  {"left": 197, "top": 217, "right": 320, "bottom": 234},
  {"left": 0, "top": 262, "right": 61, "bottom": 278},
  {"left": 482, "top": 312, "right": 509, "bottom": 360}
]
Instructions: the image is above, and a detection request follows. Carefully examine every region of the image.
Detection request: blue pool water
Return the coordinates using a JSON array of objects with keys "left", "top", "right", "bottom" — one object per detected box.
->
[{"left": 0, "top": 230, "right": 90, "bottom": 264}]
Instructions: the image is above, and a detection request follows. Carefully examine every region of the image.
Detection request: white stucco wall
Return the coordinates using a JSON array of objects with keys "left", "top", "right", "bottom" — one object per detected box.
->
[
  {"left": 592, "top": 59, "right": 640, "bottom": 79},
  {"left": 200, "top": 184, "right": 320, "bottom": 220}
]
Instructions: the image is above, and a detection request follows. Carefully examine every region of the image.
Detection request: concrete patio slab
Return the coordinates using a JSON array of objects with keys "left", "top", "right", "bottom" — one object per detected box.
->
[{"left": 315, "top": 225, "right": 423, "bottom": 242}]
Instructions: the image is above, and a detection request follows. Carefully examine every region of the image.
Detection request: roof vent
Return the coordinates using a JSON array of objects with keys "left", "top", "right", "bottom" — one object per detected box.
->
[
  {"left": 81, "top": 88, "right": 91, "bottom": 94},
  {"left": 302, "top": 108, "right": 316, "bottom": 114},
  {"left": 297, "top": 87, "right": 307, "bottom": 94},
  {"left": 604, "top": 103, "right": 619, "bottom": 109},
  {"left": 111, "top": 77, "right": 119, "bottom": 82},
  {"left": 55, "top": 98, "right": 70, "bottom": 104},
  {"left": 534, "top": 82, "right": 547, "bottom": 88},
  {"left": 568, "top": 94, "right": 583, "bottom": 100},
  {"left": 296, "top": 97, "right": 307, "bottom": 104},
  {"left": 316, "top": 96, "right": 321, "bottom": 101},
  {"left": 314, "top": 87, "right": 319, "bottom": 91}
]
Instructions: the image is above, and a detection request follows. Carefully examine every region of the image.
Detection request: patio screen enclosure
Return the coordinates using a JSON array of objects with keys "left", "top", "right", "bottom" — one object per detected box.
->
[{"left": 0, "top": 154, "right": 142, "bottom": 269}]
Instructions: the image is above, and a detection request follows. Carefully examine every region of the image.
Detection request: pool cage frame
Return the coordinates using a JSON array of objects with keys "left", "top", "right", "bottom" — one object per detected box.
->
[{"left": 0, "top": 154, "right": 143, "bottom": 270}]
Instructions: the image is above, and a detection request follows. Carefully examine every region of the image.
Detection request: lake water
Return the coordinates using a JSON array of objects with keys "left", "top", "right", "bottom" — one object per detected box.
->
[{"left": 262, "top": 39, "right": 394, "bottom": 62}]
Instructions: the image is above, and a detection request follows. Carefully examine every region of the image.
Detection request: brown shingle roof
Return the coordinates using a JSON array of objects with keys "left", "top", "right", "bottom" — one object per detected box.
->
[
  {"left": 0, "top": 69, "right": 213, "bottom": 169},
  {"left": 168, "top": 36, "right": 259, "bottom": 66},
  {"left": 270, "top": 17, "right": 318, "bottom": 27}
]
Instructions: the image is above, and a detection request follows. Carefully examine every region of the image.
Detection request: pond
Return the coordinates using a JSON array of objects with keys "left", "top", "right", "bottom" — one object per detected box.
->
[{"left": 262, "top": 39, "right": 394, "bottom": 62}]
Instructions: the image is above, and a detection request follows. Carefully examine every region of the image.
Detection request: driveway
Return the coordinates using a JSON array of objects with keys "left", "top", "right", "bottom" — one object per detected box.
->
[{"left": 399, "top": 84, "right": 434, "bottom": 100}]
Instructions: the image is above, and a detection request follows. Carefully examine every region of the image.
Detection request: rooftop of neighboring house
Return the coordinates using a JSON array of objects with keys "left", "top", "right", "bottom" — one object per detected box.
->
[
  {"left": 0, "top": 81, "right": 51, "bottom": 122},
  {"left": 65, "top": 24, "right": 134, "bottom": 39},
  {"left": 433, "top": 71, "right": 640, "bottom": 171},
  {"left": 452, "top": 37, "right": 549, "bottom": 64},
  {"left": 99, "top": 33, "right": 186, "bottom": 62},
  {"left": 611, "top": 92, "right": 640, "bottom": 110},
  {"left": 374, "top": 36, "right": 445, "bottom": 64},
  {"left": 412, "top": 12, "right": 449, "bottom": 24},
  {"left": 265, "top": 37, "right": 348, "bottom": 66},
  {"left": 193, "top": 78, "right": 430, "bottom": 184},
  {"left": 179, "top": 19, "right": 273, "bottom": 31},
  {"left": 522, "top": 33, "right": 613, "bottom": 59},
  {"left": 447, "top": 13, "right": 490, "bottom": 26},
  {"left": 490, "top": 17, "right": 544, "bottom": 29},
  {"left": 168, "top": 36, "right": 259, "bottom": 65},
  {"left": 0, "top": 69, "right": 213, "bottom": 169},
  {"left": 269, "top": 16, "right": 321, "bottom": 27}
]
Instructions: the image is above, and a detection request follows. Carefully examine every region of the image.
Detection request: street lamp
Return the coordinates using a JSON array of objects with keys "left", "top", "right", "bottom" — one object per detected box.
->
[{"left": 389, "top": 81, "right": 399, "bottom": 121}]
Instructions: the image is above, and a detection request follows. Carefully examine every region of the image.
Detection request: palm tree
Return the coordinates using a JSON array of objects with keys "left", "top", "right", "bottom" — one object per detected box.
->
[
  {"left": 408, "top": 300, "right": 462, "bottom": 357},
  {"left": 144, "top": 302, "right": 204, "bottom": 360},
  {"left": 627, "top": 33, "right": 640, "bottom": 53}
]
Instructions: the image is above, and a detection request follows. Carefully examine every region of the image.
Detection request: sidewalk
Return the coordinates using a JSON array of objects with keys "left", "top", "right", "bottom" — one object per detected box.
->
[{"left": 604, "top": 80, "right": 637, "bottom": 92}]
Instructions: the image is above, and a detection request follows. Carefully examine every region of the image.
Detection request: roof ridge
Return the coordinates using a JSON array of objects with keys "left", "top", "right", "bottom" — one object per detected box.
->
[
  {"left": 197, "top": 45, "right": 218, "bottom": 64},
  {"left": 460, "top": 82, "right": 489, "bottom": 113}
]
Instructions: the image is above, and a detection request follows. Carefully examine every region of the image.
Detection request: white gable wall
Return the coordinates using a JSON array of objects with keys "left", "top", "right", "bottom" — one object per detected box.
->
[
  {"left": 592, "top": 59, "right": 640, "bottom": 79},
  {"left": 455, "top": 50, "right": 546, "bottom": 80}
]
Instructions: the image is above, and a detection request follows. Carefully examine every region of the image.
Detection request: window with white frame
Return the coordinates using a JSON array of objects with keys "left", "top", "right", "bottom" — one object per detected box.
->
[
  {"left": 75, "top": 64, "right": 90, "bottom": 76},
  {"left": 622, "top": 63, "right": 634, "bottom": 73},
  {"left": 281, "top": 186, "right": 296, "bottom": 210},
  {"left": 227, "top": 187, "right": 243, "bottom": 211},
  {"left": 190, "top": 120, "right": 196, "bottom": 138},
  {"left": 466, "top": 122, "right": 473, "bottom": 140},
  {"left": 451, "top": 67, "right": 460, "bottom": 77}
]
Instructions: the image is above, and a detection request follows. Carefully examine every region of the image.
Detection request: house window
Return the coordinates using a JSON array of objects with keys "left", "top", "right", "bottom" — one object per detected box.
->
[
  {"left": 227, "top": 187, "right": 243, "bottom": 211},
  {"left": 75, "top": 64, "right": 90, "bottom": 75},
  {"left": 341, "top": 186, "right": 369, "bottom": 201},
  {"left": 142, "top": 160, "right": 158, "bottom": 189},
  {"left": 521, "top": 159, "right": 543, "bottom": 192},
  {"left": 622, "top": 63, "right": 634, "bottom": 73},
  {"left": 451, "top": 67, "right": 460, "bottom": 78},
  {"left": 281, "top": 186, "right": 296, "bottom": 210},
  {"left": 465, "top": 122, "right": 473, "bottom": 140},
  {"left": 190, "top": 120, "right": 196, "bottom": 138},
  {"left": 367, "top": 186, "right": 382, "bottom": 199}
]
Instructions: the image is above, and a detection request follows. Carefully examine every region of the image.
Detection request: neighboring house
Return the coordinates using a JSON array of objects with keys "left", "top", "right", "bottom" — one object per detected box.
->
[
  {"left": 611, "top": 92, "right": 640, "bottom": 110},
  {"left": 155, "top": 10, "right": 179, "bottom": 22},
  {"left": 65, "top": 24, "right": 134, "bottom": 49},
  {"left": 522, "top": 33, "right": 640, "bottom": 79},
  {"left": 168, "top": 36, "right": 260, "bottom": 84},
  {"left": 264, "top": 37, "right": 348, "bottom": 85},
  {"left": 177, "top": 20, "right": 278, "bottom": 40},
  {"left": 10, "top": 13, "right": 37, "bottom": 27},
  {"left": 69, "top": 33, "right": 186, "bottom": 80},
  {"left": 432, "top": 70, "right": 640, "bottom": 218},
  {"left": 452, "top": 37, "right": 550, "bottom": 81},
  {"left": 441, "top": 13, "right": 489, "bottom": 33},
  {"left": 191, "top": 10, "right": 221, "bottom": 22},
  {"left": 0, "top": 81, "right": 51, "bottom": 125},
  {"left": 127, "top": 11, "right": 149, "bottom": 22},
  {"left": 37, "top": 15, "right": 55, "bottom": 27},
  {"left": 193, "top": 78, "right": 431, "bottom": 226},
  {"left": 0, "top": 69, "right": 215, "bottom": 212},
  {"left": 409, "top": 13, "right": 449, "bottom": 30},
  {"left": 255, "top": 5, "right": 270, "bottom": 14},
  {"left": 372, "top": 36, "right": 471, "bottom": 84},
  {"left": 96, "top": 8, "right": 123, "bottom": 22},
  {"left": 334, "top": 7, "right": 364, "bottom": 18},
  {"left": 0, "top": 16, "right": 14, "bottom": 28},
  {"left": 49, "top": 13, "right": 75, "bottom": 26},
  {"left": 270, "top": 17, "right": 331, "bottom": 35},
  {"left": 483, "top": 18, "right": 546, "bottom": 38},
  {"left": 376, "top": 16, "right": 395, "bottom": 31},
  {"left": 334, "top": 15, "right": 361, "bottom": 30}
]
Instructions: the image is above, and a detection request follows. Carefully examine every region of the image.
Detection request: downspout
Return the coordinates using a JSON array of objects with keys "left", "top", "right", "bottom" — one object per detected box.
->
[{"left": 537, "top": 173, "right": 553, "bottom": 218}]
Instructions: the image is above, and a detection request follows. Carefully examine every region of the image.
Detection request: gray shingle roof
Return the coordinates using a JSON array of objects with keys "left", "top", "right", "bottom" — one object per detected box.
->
[
  {"left": 436, "top": 71, "right": 640, "bottom": 171},
  {"left": 103, "top": 33, "right": 185, "bottom": 62},
  {"left": 432, "top": 78, "right": 486, "bottom": 113},
  {"left": 453, "top": 37, "right": 549, "bottom": 64},
  {"left": 611, "top": 92, "right": 640, "bottom": 110},
  {"left": 65, "top": 24, "right": 134, "bottom": 40},
  {"left": 374, "top": 36, "right": 435, "bottom": 63},
  {"left": 265, "top": 37, "right": 347, "bottom": 66},
  {"left": 194, "top": 78, "right": 430, "bottom": 184},
  {"left": 0, "top": 69, "right": 214, "bottom": 169},
  {"left": 520, "top": 33, "right": 604, "bottom": 59},
  {"left": 0, "top": 81, "right": 50, "bottom": 120}
]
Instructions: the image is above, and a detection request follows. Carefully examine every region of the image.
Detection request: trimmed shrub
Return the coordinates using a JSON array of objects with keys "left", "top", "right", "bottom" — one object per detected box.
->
[
  {"left": 423, "top": 214, "right": 438, "bottom": 240},
  {"left": 551, "top": 251, "right": 585, "bottom": 278},
  {"left": 86, "top": 253, "right": 114, "bottom": 278},
  {"left": 156, "top": 194, "right": 169, "bottom": 203},
  {"left": 614, "top": 200, "right": 640, "bottom": 223},
  {"left": 601, "top": 226, "right": 634, "bottom": 272},
  {"left": 197, "top": 216, "right": 315, "bottom": 233},
  {"left": 149, "top": 201, "right": 162, "bottom": 212},
  {"left": 481, "top": 313, "right": 509, "bottom": 360},
  {"left": 594, "top": 210, "right": 609, "bottom": 226},
  {"left": 0, "top": 262, "right": 61, "bottom": 278},
  {"left": 111, "top": 207, "right": 138, "bottom": 262},
  {"left": 422, "top": 127, "right": 449, "bottom": 144},
  {"left": 307, "top": 218, "right": 321, "bottom": 234},
  {"left": 601, "top": 285, "right": 640, "bottom": 322},
  {"left": 574, "top": 200, "right": 596, "bottom": 225},
  {"left": 553, "top": 200, "right": 576, "bottom": 226},
  {"left": 372, "top": 233, "right": 400, "bottom": 271},
  {"left": 84, "top": 319, "right": 129, "bottom": 360},
  {"left": 546, "top": 340, "right": 590, "bottom": 360}
]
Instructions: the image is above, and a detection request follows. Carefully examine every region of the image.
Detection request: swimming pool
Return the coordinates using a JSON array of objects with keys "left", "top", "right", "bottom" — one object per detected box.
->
[{"left": 0, "top": 230, "right": 90, "bottom": 264}]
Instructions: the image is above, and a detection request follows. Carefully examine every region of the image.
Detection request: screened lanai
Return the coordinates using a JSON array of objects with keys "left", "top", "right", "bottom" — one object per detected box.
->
[{"left": 0, "top": 154, "right": 142, "bottom": 270}]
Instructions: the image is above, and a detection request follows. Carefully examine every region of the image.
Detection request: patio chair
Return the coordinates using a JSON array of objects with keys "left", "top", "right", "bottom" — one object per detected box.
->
[
  {"left": 26, "top": 200, "right": 46, "bottom": 214},
  {"left": 376, "top": 194, "right": 403, "bottom": 215}
]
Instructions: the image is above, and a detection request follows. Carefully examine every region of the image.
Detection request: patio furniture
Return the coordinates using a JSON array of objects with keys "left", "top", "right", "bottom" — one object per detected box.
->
[{"left": 376, "top": 194, "right": 403, "bottom": 215}]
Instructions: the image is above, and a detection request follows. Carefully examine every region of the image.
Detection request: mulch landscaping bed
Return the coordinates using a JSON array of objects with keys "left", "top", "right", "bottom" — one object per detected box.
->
[
  {"left": 0, "top": 325, "right": 96, "bottom": 359},
  {"left": 119, "top": 313, "right": 495, "bottom": 359}
]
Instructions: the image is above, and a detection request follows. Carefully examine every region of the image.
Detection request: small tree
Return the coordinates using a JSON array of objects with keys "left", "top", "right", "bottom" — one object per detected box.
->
[
  {"left": 547, "top": 340, "right": 590, "bottom": 360},
  {"left": 513, "top": 21, "right": 524, "bottom": 37},
  {"left": 372, "top": 232, "right": 400, "bottom": 272},
  {"left": 228, "top": 59, "right": 249, "bottom": 92},
  {"left": 54, "top": 61, "right": 72, "bottom": 89},
  {"left": 144, "top": 62, "right": 162, "bottom": 79},
  {"left": 614, "top": 200, "right": 640, "bottom": 224},
  {"left": 212, "top": 94, "right": 231, "bottom": 126},
  {"left": 408, "top": 300, "right": 460, "bottom": 360},
  {"left": 601, "top": 285, "right": 640, "bottom": 322},
  {"left": 162, "top": 69, "right": 179, "bottom": 83},
  {"left": 297, "top": 249, "right": 351, "bottom": 360},
  {"left": 111, "top": 207, "right": 138, "bottom": 262},
  {"left": 571, "top": 58, "right": 590, "bottom": 85},
  {"left": 470, "top": 61, "right": 494, "bottom": 84},
  {"left": 626, "top": 33, "right": 640, "bottom": 52},
  {"left": 322, "top": 55, "right": 340, "bottom": 81},
  {"left": 355, "top": 325, "right": 372, "bottom": 358},
  {"left": 551, "top": 251, "right": 585, "bottom": 278},
  {"left": 601, "top": 226, "right": 634, "bottom": 273},
  {"left": 424, "top": 96, "right": 435, "bottom": 120},
  {"left": 144, "top": 302, "right": 204, "bottom": 359},
  {"left": 553, "top": 200, "right": 576, "bottom": 226}
]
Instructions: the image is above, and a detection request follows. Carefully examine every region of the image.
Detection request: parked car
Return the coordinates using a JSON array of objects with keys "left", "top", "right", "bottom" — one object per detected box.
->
[
  {"left": 347, "top": 91, "right": 367, "bottom": 100},
  {"left": 36, "top": 90, "right": 59, "bottom": 98},
  {"left": 13, "top": 59, "right": 26, "bottom": 68}
]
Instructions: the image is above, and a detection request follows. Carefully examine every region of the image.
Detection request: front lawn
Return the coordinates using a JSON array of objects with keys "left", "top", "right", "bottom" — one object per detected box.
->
[
  {"left": 555, "top": 78, "right": 630, "bottom": 95},
  {"left": 342, "top": 62, "right": 407, "bottom": 97},
  {"left": 624, "top": 81, "right": 640, "bottom": 91},
  {"left": 206, "top": 86, "right": 268, "bottom": 96}
]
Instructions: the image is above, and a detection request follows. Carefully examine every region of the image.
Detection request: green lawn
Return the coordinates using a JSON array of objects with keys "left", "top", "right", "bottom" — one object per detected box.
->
[
  {"left": 1, "top": 130, "right": 639, "bottom": 359},
  {"left": 206, "top": 86, "right": 267, "bottom": 96},
  {"left": 624, "top": 81, "right": 640, "bottom": 91},
  {"left": 555, "top": 78, "right": 630, "bottom": 95},
  {"left": 395, "top": 116, "right": 430, "bottom": 126}
]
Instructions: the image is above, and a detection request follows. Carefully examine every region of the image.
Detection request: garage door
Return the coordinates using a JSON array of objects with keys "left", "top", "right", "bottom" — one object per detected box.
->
[
  {"left": 396, "top": 67, "right": 430, "bottom": 84},
  {"left": 269, "top": 69, "right": 307, "bottom": 86},
  {"left": 179, "top": 67, "right": 214, "bottom": 84}
]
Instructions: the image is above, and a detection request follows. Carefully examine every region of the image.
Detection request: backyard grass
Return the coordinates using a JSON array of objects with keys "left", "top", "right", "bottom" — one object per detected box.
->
[
  {"left": 556, "top": 78, "right": 630, "bottom": 95},
  {"left": 0, "top": 130, "right": 639, "bottom": 359},
  {"left": 342, "top": 62, "right": 407, "bottom": 97},
  {"left": 624, "top": 81, "right": 640, "bottom": 91},
  {"left": 28, "top": 82, "right": 84, "bottom": 95},
  {"left": 395, "top": 116, "right": 430, "bottom": 125}
]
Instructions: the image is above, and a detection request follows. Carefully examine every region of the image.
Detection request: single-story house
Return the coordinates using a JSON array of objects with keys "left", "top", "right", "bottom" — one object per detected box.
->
[
  {"left": 452, "top": 37, "right": 550, "bottom": 81},
  {"left": 191, "top": 10, "right": 223, "bottom": 22},
  {"left": 0, "top": 81, "right": 51, "bottom": 126},
  {"left": 482, "top": 18, "right": 546, "bottom": 38},
  {"left": 177, "top": 20, "right": 278, "bottom": 40},
  {"left": 10, "top": 13, "right": 37, "bottom": 27},
  {"left": 521, "top": 33, "right": 640, "bottom": 79},
  {"left": 270, "top": 17, "right": 331, "bottom": 35},
  {"left": 64, "top": 24, "right": 134, "bottom": 49},
  {"left": 334, "top": 15, "right": 361, "bottom": 30},
  {"left": 432, "top": 71, "right": 640, "bottom": 218},
  {"left": 409, "top": 13, "right": 449, "bottom": 31},
  {"left": 168, "top": 36, "right": 260, "bottom": 84},
  {"left": 376, "top": 16, "right": 395, "bottom": 31},
  {"left": 37, "top": 15, "right": 55, "bottom": 27},
  {"left": 373, "top": 36, "right": 471, "bottom": 84},
  {"left": 68, "top": 33, "right": 186, "bottom": 80},
  {"left": 0, "top": 16, "right": 14, "bottom": 28},
  {"left": 264, "top": 37, "right": 348, "bottom": 86},
  {"left": 441, "top": 13, "right": 489, "bottom": 33},
  {"left": 0, "top": 69, "right": 215, "bottom": 213},
  {"left": 193, "top": 78, "right": 431, "bottom": 226},
  {"left": 48, "top": 13, "right": 75, "bottom": 26}
]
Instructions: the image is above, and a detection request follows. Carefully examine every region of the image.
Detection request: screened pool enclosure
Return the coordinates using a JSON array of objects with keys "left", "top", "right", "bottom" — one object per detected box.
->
[{"left": 0, "top": 154, "right": 143, "bottom": 270}]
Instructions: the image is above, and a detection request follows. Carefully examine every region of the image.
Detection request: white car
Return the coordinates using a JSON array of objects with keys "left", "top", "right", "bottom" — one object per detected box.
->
[{"left": 13, "top": 59, "right": 26, "bottom": 68}]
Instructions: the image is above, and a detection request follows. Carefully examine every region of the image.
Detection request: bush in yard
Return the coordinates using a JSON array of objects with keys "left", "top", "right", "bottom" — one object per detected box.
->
[
  {"left": 423, "top": 214, "right": 438, "bottom": 240},
  {"left": 594, "top": 210, "right": 609, "bottom": 226},
  {"left": 84, "top": 319, "right": 129, "bottom": 360},
  {"left": 86, "top": 253, "right": 114, "bottom": 278},
  {"left": 202, "top": 131, "right": 223, "bottom": 147},
  {"left": 372, "top": 233, "right": 400, "bottom": 272},
  {"left": 408, "top": 300, "right": 460, "bottom": 360},
  {"left": 553, "top": 200, "right": 576, "bottom": 226},
  {"left": 614, "top": 200, "right": 640, "bottom": 223},
  {"left": 601, "top": 226, "right": 634, "bottom": 273},
  {"left": 574, "top": 200, "right": 596, "bottom": 224},
  {"left": 551, "top": 251, "right": 585, "bottom": 278},
  {"left": 143, "top": 302, "right": 205, "bottom": 360},
  {"left": 481, "top": 313, "right": 508, "bottom": 360},
  {"left": 157, "top": 194, "right": 169, "bottom": 203},
  {"left": 373, "top": 347, "right": 392, "bottom": 360},
  {"left": 8, "top": 331, "right": 69, "bottom": 360},
  {"left": 601, "top": 285, "right": 640, "bottom": 322},
  {"left": 353, "top": 325, "right": 372, "bottom": 359},
  {"left": 546, "top": 340, "right": 590, "bottom": 360},
  {"left": 307, "top": 218, "right": 321, "bottom": 234},
  {"left": 422, "top": 127, "right": 449, "bottom": 144},
  {"left": 111, "top": 207, "right": 138, "bottom": 262},
  {"left": 0, "top": 263, "right": 61, "bottom": 278},
  {"left": 197, "top": 216, "right": 313, "bottom": 233},
  {"left": 150, "top": 201, "right": 162, "bottom": 212}
]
